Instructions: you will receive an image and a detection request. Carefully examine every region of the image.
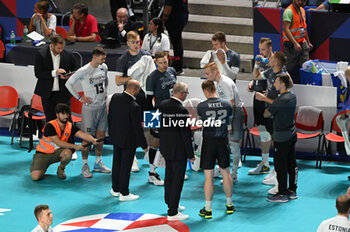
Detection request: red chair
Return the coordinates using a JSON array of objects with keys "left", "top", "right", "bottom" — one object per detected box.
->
[
  {"left": 56, "top": 26, "right": 67, "bottom": 39},
  {"left": 0, "top": 86, "right": 19, "bottom": 144},
  {"left": 19, "top": 94, "right": 46, "bottom": 150},
  {"left": 71, "top": 92, "right": 84, "bottom": 124},
  {"left": 0, "top": 40, "right": 5, "bottom": 59},
  {"left": 295, "top": 106, "right": 324, "bottom": 168},
  {"left": 319, "top": 110, "right": 350, "bottom": 168}
]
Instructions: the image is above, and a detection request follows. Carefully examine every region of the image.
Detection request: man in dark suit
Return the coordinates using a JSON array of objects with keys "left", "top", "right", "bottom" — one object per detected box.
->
[
  {"left": 108, "top": 80, "right": 148, "bottom": 201},
  {"left": 158, "top": 82, "right": 195, "bottom": 221},
  {"left": 104, "top": 7, "right": 143, "bottom": 44},
  {"left": 34, "top": 34, "right": 77, "bottom": 121}
]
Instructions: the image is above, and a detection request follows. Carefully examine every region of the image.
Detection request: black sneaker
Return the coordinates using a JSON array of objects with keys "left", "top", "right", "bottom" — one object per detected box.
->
[
  {"left": 286, "top": 189, "right": 298, "bottom": 200},
  {"left": 199, "top": 207, "right": 212, "bottom": 219},
  {"left": 148, "top": 172, "right": 164, "bottom": 186},
  {"left": 226, "top": 204, "right": 235, "bottom": 214}
]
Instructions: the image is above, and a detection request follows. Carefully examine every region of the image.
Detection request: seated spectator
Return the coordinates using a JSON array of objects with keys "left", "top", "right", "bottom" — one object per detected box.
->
[
  {"left": 141, "top": 17, "right": 170, "bottom": 57},
  {"left": 105, "top": 7, "right": 143, "bottom": 44},
  {"left": 67, "top": 3, "right": 100, "bottom": 42},
  {"left": 200, "top": 31, "right": 240, "bottom": 81},
  {"left": 31, "top": 205, "right": 53, "bottom": 232},
  {"left": 309, "top": 0, "right": 330, "bottom": 10},
  {"left": 316, "top": 194, "right": 350, "bottom": 232},
  {"left": 28, "top": 1, "right": 56, "bottom": 39}
]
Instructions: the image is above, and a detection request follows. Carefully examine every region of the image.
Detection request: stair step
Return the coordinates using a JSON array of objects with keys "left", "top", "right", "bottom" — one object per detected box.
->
[
  {"left": 170, "top": 50, "right": 253, "bottom": 72},
  {"left": 189, "top": 0, "right": 252, "bottom": 18},
  {"left": 182, "top": 32, "right": 253, "bottom": 54},
  {"left": 185, "top": 15, "right": 253, "bottom": 36}
]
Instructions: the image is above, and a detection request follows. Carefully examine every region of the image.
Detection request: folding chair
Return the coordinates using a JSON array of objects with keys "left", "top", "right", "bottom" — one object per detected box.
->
[
  {"left": 241, "top": 106, "right": 253, "bottom": 162},
  {"left": 19, "top": 94, "right": 46, "bottom": 151},
  {"left": 319, "top": 110, "right": 350, "bottom": 169},
  {"left": 295, "top": 106, "right": 324, "bottom": 168},
  {"left": 0, "top": 86, "right": 20, "bottom": 144}
]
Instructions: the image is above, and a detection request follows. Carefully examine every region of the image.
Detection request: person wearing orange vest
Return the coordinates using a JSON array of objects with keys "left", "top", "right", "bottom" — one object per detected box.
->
[
  {"left": 30, "top": 103, "right": 100, "bottom": 181},
  {"left": 283, "top": 0, "right": 313, "bottom": 84}
]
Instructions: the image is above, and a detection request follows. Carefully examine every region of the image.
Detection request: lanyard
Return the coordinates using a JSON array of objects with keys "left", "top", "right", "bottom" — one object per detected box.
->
[
  {"left": 293, "top": 5, "right": 304, "bottom": 25},
  {"left": 149, "top": 34, "right": 160, "bottom": 51},
  {"left": 77, "top": 21, "right": 85, "bottom": 36}
]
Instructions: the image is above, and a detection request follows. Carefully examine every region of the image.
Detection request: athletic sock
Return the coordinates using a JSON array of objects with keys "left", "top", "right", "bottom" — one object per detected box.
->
[
  {"left": 205, "top": 201, "right": 212, "bottom": 211},
  {"left": 149, "top": 164, "right": 156, "bottom": 173},
  {"left": 226, "top": 197, "right": 232, "bottom": 206},
  {"left": 148, "top": 147, "right": 157, "bottom": 164},
  {"left": 95, "top": 155, "right": 101, "bottom": 164},
  {"left": 83, "top": 159, "right": 88, "bottom": 165},
  {"left": 261, "top": 152, "right": 270, "bottom": 166}
]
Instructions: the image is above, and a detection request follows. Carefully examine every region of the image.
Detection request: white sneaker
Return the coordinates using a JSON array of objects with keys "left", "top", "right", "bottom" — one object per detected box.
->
[
  {"left": 148, "top": 172, "right": 164, "bottom": 186},
  {"left": 248, "top": 163, "right": 270, "bottom": 175},
  {"left": 264, "top": 169, "right": 276, "bottom": 180},
  {"left": 131, "top": 157, "right": 139, "bottom": 172},
  {"left": 167, "top": 212, "right": 189, "bottom": 221},
  {"left": 268, "top": 185, "right": 278, "bottom": 195},
  {"left": 262, "top": 176, "right": 278, "bottom": 185},
  {"left": 71, "top": 152, "right": 78, "bottom": 160},
  {"left": 82, "top": 163, "right": 92, "bottom": 178},
  {"left": 238, "top": 159, "right": 242, "bottom": 168},
  {"left": 110, "top": 189, "right": 119, "bottom": 197},
  {"left": 119, "top": 193, "right": 139, "bottom": 201},
  {"left": 178, "top": 205, "right": 186, "bottom": 212},
  {"left": 213, "top": 166, "right": 221, "bottom": 178},
  {"left": 184, "top": 174, "right": 188, "bottom": 180}
]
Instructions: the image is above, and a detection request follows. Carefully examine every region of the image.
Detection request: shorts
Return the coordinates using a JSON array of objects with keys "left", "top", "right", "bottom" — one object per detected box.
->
[
  {"left": 200, "top": 137, "right": 231, "bottom": 170},
  {"left": 30, "top": 148, "right": 65, "bottom": 172},
  {"left": 230, "top": 107, "right": 244, "bottom": 141},
  {"left": 254, "top": 103, "right": 273, "bottom": 135},
  {"left": 81, "top": 104, "right": 108, "bottom": 136}
]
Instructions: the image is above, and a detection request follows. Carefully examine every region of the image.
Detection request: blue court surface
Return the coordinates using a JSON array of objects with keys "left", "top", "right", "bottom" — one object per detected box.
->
[{"left": 0, "top": 135, "right": 349, "bottom": 231}]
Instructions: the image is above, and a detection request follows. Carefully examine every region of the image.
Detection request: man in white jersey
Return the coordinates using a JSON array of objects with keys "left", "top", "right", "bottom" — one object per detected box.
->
[
  {"left": 317, "top": 193, "right": 350, "bottom": 232},
  {"left": 204, "top": 62, "right": 244, "bottom": 182},
  {"left": 66, "top": 47, "right": 111, "bottom": 178}
]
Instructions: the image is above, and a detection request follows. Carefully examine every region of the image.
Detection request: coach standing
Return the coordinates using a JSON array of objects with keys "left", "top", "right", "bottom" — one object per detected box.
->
[
  {"left": 34, "top": 34, "right": 77, "bottom": 121},
  {"left": 158, "top": 82, "right": 195, "bottom": 221},
  {"left": 264, "top": 74, "right": 298, "bottom": 203},
  {"left": 108, "top": 80, "right": 148, "bottom": 201}
]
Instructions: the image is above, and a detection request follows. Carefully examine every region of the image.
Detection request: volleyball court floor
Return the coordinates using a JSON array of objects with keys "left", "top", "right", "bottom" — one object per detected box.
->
[{"left": 0, "top": 135, "right": 349, "bottom": 231}]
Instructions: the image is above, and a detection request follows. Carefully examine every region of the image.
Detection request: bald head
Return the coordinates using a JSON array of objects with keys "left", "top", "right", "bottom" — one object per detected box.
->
[
  {"left": 125, "top": 79, "right": 141, "bottom": 96},
  {"left": 117, "top": 8, "right": 128, "bottom": 23}
]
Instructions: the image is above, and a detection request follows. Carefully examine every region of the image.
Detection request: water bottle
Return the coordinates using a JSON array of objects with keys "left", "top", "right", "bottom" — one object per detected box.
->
[
  {"left": 23, "top": 25, "right": 28, "bottom": 41},
  {"left": 10, "top": 30, "right": 16, "bottom": 45},
  {"left": 255, "top": 56, "right": 269, "bottom": 64}
]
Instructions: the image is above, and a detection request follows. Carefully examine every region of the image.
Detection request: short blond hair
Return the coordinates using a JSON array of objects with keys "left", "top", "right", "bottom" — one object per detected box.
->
[
  {"left": 345, "top": 66, "right": 350, "bottom": 78},
  {"left": 203, "top": 62, "right": 219, "bottom": 72},
  {"left": 127, "top": 31, "right": 139, "bottom": 41}
]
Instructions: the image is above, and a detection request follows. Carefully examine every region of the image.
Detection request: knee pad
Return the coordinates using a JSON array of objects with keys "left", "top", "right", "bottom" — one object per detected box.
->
[{"left": 258, "top": 125, "right": 271, "bottom": 142}]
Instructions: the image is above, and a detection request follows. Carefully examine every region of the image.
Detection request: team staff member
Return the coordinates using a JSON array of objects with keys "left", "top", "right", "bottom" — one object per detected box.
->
[
  {"left": 31, "top": 205, "right": 53, "bottom": 232},
  {"left": 67, "top": 3, "right": 100, "bottom": 42},
  {"left": 162, "top": 0, "right": 188, "bottom": 74},
  {"left": 145, "top": 51, "right": 177, "bottom": 186},
  {"left": 108, "top": 80, "right": 148, "bottom": 201},
  {"left": 105, "top": 8, "right": 142, "bottom": 44},
  {"left": 264, "top": 74, "right": 298, "bottom": 203},
  {"left": 197, "top": 80, "right": 234, "bottom": 219},
  {"left": 204, "top": 62, "right": 244, "bottom": 183},
  {"left": 248, "top": 51, "right": 290, "bottom": 177},
  {"left": 65, "top": 47, "right": 111, "bottom": 178},
  {"left": 317, "top": 194, "right": 350, "bottom": 232},
  {"left": 28, "top": 1, "right": 56, "bottom": 39},
  {"left": 159, "top": 82, "right": 195, "bottom": 221},
  {"left": 142, "top": 17, "right": 170, "bottom": 56},
  {"left": 30, "top": 104, "right": 99, "bottom": 181},
  {"left": 34, "top": 34, "right": 77, "bottom": 122},
  {"left": 283, "top": 0, "right": 313, "bottom": 83}
]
